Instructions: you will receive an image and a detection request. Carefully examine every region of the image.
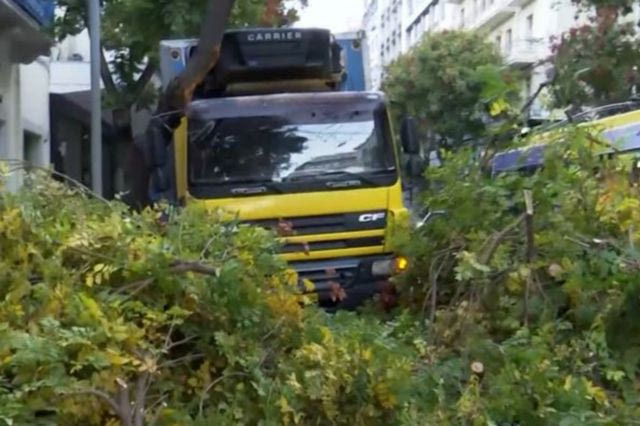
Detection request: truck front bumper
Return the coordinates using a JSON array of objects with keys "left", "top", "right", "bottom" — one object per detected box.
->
[{"left": 290, "top": 254, "right": 399, "bottom": 309}]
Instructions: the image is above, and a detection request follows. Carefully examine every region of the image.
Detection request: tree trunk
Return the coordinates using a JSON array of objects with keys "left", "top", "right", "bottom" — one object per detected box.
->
[
  {"left": 126, "top": 0, "right": 236, "bottom": 210},
  {"left": 114, "top": 106, "right": 151, "bottom": 209},
  {"left": 159, "top": 0, "right": 236, "bottom": 114}
]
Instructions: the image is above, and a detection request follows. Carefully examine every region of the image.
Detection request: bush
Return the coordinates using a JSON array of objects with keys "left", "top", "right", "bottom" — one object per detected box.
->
[
  {"left": 0, "top": 171, "right": 429, "bottom": 425},
  {"left": 3, "top": 123, "right": 640, "bottom": 425},
  {"left": 393, "top": 126, "right": 640, "bottom": 424}
]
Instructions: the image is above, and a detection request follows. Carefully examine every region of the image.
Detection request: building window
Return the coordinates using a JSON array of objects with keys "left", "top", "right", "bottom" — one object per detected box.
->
[
  {"left": 496, "top": 34, "right": 502, "bottom": 51},
  {"left": 506, "top": 29, "right": 513, "bottom": 53},
  {"left": 473, "top": 0, "right": 478, "bottom": 16},
  {"left": 526, "top": 14, "right": 534, "bottom": 46},
  {"left": 460, "top": 8, "right": 465, "bottom": 27}
]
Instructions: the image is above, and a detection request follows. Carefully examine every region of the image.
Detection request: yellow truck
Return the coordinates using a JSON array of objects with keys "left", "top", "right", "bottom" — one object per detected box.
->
[{"left": 152, "top": 28, "right": 417, "bottom": 308}]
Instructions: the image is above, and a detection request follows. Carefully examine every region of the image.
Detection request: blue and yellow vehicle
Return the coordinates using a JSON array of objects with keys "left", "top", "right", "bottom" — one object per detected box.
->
[
  {"left": 154, "top": 28, "right": 418, "bottom": 308},
  {"left": 493, "top": 100, "right": 640, "bottom": 174}
]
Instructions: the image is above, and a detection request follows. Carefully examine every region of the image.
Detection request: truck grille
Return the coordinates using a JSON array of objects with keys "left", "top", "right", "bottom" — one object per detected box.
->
[
  {"left": 282, "top": 237, "right": 384, "bottom": 254},
  {"left": 295, "top": 263, "right": 360, "bottom": 292},
  {"left": 249, "top": 211, "right": 387, "bottom": 236}
]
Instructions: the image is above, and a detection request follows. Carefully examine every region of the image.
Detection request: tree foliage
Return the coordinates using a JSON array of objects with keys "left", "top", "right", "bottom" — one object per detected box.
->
[
  {"left": 391, "top": 126, "right": 640, "bottom": 423},
  {"left": 5, "top": 119, "right": 640, "bottom": 423},
  {"left": 0, "top": 168, "right": 430, "bottom": 425},
  {"left": 550, "top": 22, "right": 640, "bottom": 108},
  {"left": 383, "top": 31, "right": 521, "bottom": 150},
  {"left": 549, "top": 0, "right": 640, "bottom": 109}
]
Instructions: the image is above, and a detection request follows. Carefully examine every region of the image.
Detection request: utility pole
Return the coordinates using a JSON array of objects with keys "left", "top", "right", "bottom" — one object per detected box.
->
[{"left": 88, "top": 0, "right": 103, "bottom": 194}]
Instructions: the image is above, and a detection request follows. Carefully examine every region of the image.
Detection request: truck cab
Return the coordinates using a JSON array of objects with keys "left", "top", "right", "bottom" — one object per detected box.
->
[{"left": 157, "top": 28, "right": 412, "bottom": 308}]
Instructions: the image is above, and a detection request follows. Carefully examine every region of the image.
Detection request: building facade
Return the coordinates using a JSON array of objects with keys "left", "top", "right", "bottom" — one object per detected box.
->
[
  {"left": 361, "top": 0, "right": 624, "bottom": 118},
  {"left": 51, "top": 29, "right": 157, "bottom": 199},
  {"left": 0, "top": 0, "right": 54, "bottom": 189},
  {"left": 457, "top": 0, "right": 580, "bottom": 118},
  {"left": 363, "top": 0, "right": 405, "bottom": 90}
]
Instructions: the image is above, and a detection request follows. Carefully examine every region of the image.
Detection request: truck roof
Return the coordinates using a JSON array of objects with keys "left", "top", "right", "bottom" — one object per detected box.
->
[
  {"left": 187, "top": 91, "right": 386, "bottom": 121},
  {"left": 161, "top": 28, "right": 343, "bottom": 96}
]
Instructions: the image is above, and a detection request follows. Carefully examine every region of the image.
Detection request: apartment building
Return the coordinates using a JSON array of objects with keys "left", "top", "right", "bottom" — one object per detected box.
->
[
  {"left": 50, "top": 29, "right": 159, "bottom": 198},
  {"left": 405, "top": 0, "right": 459, "bottom": 51},
  {"left": 363, "top": 0, "right": 404, "bottom": 89},
  {"left": 0, "top": 0, "right": 54, "bottom": 190},
  {"left": 460, "top": 0, "right": 580, "bottom": 117},
  {"left": 361, "top": 0, "right": 596, "bottom": 118},
  {"left": 363, "top": 0, "right": 468, "bottom": 89}
]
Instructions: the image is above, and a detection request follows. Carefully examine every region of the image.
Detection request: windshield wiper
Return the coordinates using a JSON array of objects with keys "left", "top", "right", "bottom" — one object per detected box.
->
[
  {"left": 286, "top": 169, "right": 396, "bottom": 187},
  {"left": 226, "top": 179, "right": 284, "bottom": 195}
]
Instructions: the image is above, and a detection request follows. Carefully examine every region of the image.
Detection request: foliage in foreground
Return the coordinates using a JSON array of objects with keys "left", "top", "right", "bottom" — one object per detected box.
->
[
  {"left": 394, "top": 127, "right": 640, "bottom": 424},
  {"left": 0, "top": 173, "right": 426, "bottom": 425},
  {"left": 4, "top": 126, "right": 640, "bottom": 425}
]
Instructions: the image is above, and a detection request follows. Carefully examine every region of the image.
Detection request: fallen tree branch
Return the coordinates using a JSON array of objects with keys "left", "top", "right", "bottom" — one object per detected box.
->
[
  {"left": 198, "top": 372, "right": 250, "bottom": 417},
  {"left": 4, "top": 160, "right": 111, "bottom": 205},
  {"left": 166, "top": 335, "right": 199, "bottom": 352},
  {"left": 421, "top": 249, "right": 455, "bottom": 322},
  {"left": 160, "top": 0, "right": 236, "bottom": 113},
  {"left": 118, "top": 260, "right": 219, "bottom": 295},
  {"left": 478, "top": 213, "right": 527, "bottom": 266},
  {"left": 159, "top": 353, "right": 204, "bottom": 369},
  {"left": 169, "top": 261, "right": 218, "bottom": 275},
  {"left": 133, "top": 373, "right": 150, "bottom": 426},
  {"left": 116, "top": 379, "right": 133, "bottom": 426},
  {"left": 523, "top": 190, "right": 535, "bottom": 327}
]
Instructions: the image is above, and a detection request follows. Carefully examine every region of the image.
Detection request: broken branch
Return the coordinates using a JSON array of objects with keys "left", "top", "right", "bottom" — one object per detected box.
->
[{"left": 478, "top": 213, "right": 527, "bottom": 265}]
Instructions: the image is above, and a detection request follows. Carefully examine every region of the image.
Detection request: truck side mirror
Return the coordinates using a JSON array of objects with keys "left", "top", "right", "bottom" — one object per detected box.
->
[{"left": 400, "top": 116, "right": 420, "bottom": 155}]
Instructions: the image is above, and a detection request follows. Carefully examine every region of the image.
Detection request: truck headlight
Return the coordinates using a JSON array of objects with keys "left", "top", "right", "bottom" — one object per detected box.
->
[{"left": 372, "top": 257, "right": 409, "bottom": 277}]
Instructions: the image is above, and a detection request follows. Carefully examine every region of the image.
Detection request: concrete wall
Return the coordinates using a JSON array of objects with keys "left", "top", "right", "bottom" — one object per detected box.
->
[
  {"left": 20, "top": 56, "right": 50, "bottom": 167},
  {"left": 0, "top": 38, "right": 24, "bottom": 189},
  {"left": 1, "top": 39, "right": 51, "bottom": 191}
]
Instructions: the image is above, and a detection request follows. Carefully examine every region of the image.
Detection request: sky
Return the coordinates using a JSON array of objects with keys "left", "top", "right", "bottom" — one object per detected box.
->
[{"left": 293, "top": 0, "right": 364, "bottom": 33}]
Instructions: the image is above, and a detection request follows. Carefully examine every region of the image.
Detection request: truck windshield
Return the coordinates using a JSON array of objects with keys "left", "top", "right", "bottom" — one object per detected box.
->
[{"left": 187, "top": 100, "right": 396, "bottom": 195}]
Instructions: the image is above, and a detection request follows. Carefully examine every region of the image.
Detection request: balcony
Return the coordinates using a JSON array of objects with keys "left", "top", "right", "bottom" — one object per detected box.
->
[
  {"left": 0, "top": 0, "right": 54, "bottom": 63},
  {"left": 503, "top": 39, "right": 548, "bottom": 68},
  {"left": 468, "top": 0, "right": 517, "bottom": 33}
]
